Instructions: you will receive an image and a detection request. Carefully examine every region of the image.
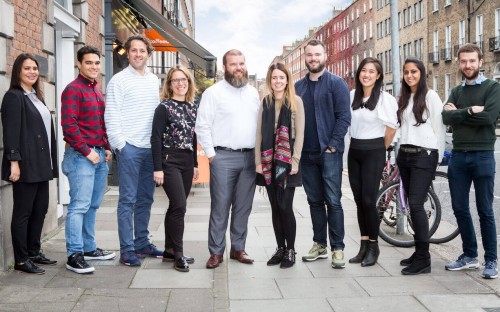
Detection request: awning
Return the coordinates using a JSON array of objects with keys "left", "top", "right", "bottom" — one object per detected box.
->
[
  {"left": 120, "top": 0, "right": 216, "bottom": 78},
  {"left": 143, "top": 29, "right": 177, "bottom": 52}
]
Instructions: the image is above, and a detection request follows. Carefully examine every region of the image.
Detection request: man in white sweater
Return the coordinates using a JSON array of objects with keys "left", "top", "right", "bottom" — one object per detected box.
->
[
  {"left": 196, "top": 49, "right": 260, "bottom": 268},
  {"left": 105, "top": 35, "right": 163, "bottom": 267}
]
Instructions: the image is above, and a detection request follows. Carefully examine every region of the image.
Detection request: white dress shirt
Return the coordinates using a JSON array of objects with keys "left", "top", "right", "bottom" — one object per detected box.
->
[
  {"left": 195, "top": 80, "right": 260, "bottom": 158},
  {"left": 399, "top": 89, "right": 446, "bottom": 159}
]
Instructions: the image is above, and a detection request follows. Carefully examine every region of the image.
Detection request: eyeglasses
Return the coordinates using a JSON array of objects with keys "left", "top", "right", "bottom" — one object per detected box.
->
[{"left": 171, "top": 78, "right": 188, "bottom": 84}]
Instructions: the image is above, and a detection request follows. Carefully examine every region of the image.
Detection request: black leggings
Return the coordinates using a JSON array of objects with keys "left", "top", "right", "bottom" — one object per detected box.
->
[
  {"left": 397, "top": 148, "right": 438, "bottom": 243},
  {"left": 266, "top": 186, "right": 296, "bottom": 250},
  {"left": 348, "top": 138, "right": 386, "bottom": 241},
  {"left": 162, "top": 149, "right": 194, "bottom": 254}
]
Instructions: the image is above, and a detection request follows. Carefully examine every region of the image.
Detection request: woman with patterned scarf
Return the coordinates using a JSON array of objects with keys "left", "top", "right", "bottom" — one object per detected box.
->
[{"left": 255, "top": 63, "right": 305, "bottom": 268}]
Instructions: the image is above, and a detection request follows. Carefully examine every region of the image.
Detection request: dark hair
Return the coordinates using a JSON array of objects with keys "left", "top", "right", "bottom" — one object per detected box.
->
[
  {"left": 305, "top": 39, "right": 326, "bottom": 51},
  {"left": 457, "top": 43, "right": 483, "bottom": 61},
  {"left": 222, "top": 49, "right": 244, "bottom": 66},
  {"left": 77, "top": 45, "right": 101, "bottom": 63},
  {"left": 124, "top": 34, "right": 154, "bottom": 55},
  {"left": 352, "top": 57, "right": 384, "bottom": 111},
  {"left": 10, "top": 53, "right": 43, "bottom": 101},
  {"left": 397, "top": 57, "right": 429, "bottom": 126}
]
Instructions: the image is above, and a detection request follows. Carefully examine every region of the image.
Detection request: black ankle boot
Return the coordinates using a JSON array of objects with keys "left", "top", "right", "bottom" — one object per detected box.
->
[
  {"left": 361, "top": 241, "right": 380, "bottom": 267},
  {"left": 349, "top": 240, "right": 369, "bottom": 264},
  {"left": 400, "top": 252, "right": 416, "bottom": 266},
  {"left": 401, "top": 242, "right": 431, "bottom": 275}
]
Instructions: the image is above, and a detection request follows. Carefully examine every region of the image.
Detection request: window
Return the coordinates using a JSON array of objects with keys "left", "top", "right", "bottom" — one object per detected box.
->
[
  {"left": 459, "top": 20, "right": 466, "bottom": 45},
  {"left": 356, "top": 27, "right": 360, "bottom": 44},
  {"left": 433, "top": 0, "right": 439, "bottom": 12},
  {"left": 377, "top": 0, "right": 382, "bottom": 10},
  {"left": 363, "top": 23, "right": 367, "bottom": 41},
  {"left": 445, "top": 74, "right": 451, "bottom": 99},
  {"left": 434, "top": 30, "right": 439, "bottom": 53},
  {"left": 444, "top": 25, "right": 452, "bottom": 60},
  {"left": 369, "top": 20, "right": 373, "bottom": 38},
  {"left": 496, "top": 9, "right": 500, "bottom": 38},
  {"left": 414, "top": 1, "right": 422, "bottom": 21},
  {"left": 364, "top": 2, "right": 366, "bottom": 13},
  {"left": 433, "top": 76, "right": 438, "bottom": 92},
  {"left": 445, "top": 0, "right": 451, "bottom": 7},
  {"left": 476, "top": 15, "right": 483, "bottom": 51},
  {"left": 369, "top": 0, "right": 373, "bottom": 10},
  {"left": 398, "top": 12, "right": 401, "bottom": 29}
]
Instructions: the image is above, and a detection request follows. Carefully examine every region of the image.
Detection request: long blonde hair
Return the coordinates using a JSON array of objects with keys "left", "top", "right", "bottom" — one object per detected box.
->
[
  {"left": 265, "top": 63, "right": 297, "bottom": 112},
  {"left": 160, "top": 65, "right": 197, "bottom": 102}
]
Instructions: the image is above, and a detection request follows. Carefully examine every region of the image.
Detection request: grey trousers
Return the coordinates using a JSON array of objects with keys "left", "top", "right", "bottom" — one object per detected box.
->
[{"left": 208, "top": 150, "right": 256, "bottom": 254}]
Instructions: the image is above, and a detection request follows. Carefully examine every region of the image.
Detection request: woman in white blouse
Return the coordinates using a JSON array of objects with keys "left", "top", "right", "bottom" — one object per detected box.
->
[
  {"left": 397, "top": 57, "right": 446, "bottom": 275},
  {"left": 348, "top": 57, "right": 398, "bottom": 267}
]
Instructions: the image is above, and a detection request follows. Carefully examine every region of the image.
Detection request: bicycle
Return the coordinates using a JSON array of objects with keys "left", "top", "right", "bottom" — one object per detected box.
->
[{"left": 377, "top": 147, "right": 459, "bottom": 247}]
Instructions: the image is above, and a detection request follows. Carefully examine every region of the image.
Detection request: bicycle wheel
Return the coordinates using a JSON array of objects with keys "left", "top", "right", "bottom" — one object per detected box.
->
[
  {"left": 377, "top": 180, "right": 441, "bottom": 248},
  {"left": 429, "top": 171, "right": 460, "bottom": 244}
]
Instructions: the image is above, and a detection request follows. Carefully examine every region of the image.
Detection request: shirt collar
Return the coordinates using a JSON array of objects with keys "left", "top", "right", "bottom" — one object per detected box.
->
[
  {"left": 461, "top": 74, "right": 486, "bottom": 86},
  {"left": 77, "top": 74, "right": 98, "bottom": 87},
  {"left": 127, "top": 64, "right": 151, "bottom": 76},
  {"left": 22, "top": 88, "right": 35, "bottom": 95}
]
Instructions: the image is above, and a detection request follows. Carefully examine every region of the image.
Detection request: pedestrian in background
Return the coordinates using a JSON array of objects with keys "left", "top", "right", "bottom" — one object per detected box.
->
[
  {"left": 347, "top": 57, "right": 397, "bottom": 267},
  {"left": 151, "top": 65, "right": 199, "bottom": 272},
  {"left": 295, "top": 39, "right": 351, "bottom": 269},
  {"left": 105, "top": 35, "right": 163, "bottom": 267},
  {"left": 61, "top": 45, "right": 116, "bottom": 275},
  {"left": 196, "top": 49, "right": 260, "bottom": 269},
  {"left": 255, "top": 63, "right": 304, "bottom": 269},
  {"left": 397, "top": 57, "right": 445, "bottom": 275},
  {"left": 443, "top": 43, "right": 500, "bottom": 279},
  {"left": 1, "top": 53, "right": 58, "bottom": 274}
]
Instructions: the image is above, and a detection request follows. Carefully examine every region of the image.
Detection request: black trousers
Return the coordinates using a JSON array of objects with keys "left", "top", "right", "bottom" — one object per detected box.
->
[
  {"left": 162, "top": 149, "right": 194, "bottom": 253},
  {"left": 11, "top": 181, "right": 49, "bottom": 263},
  {"left": 348, "top": 138, "right": 386, "bottom": 241},
  {"left": 397, "top": 148, "right": 438, "bottom": 242},
  {"left": 266, "top": 185, "right": 296, "bottom": 250}
]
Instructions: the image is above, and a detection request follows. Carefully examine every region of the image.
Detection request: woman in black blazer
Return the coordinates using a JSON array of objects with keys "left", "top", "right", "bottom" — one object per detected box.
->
[{"left": 1, "top": 53, "right": 58, "bottom": 274}]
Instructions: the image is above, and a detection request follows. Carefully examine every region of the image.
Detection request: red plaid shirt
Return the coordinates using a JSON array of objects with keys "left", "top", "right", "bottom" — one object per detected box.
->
[{"left": 61, "top": 75, "right": 110, "bottom": 156}]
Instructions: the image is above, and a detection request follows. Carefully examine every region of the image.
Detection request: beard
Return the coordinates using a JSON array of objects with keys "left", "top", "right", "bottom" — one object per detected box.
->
[
  {"left": 461, "top": 67, "right": 480, "bottom": 81},
  {"left": 225, "top": 69, "right": 249, "bottom": 88},
  {"left": 306, "top": 61, "right": 326, "bottom": 74}
]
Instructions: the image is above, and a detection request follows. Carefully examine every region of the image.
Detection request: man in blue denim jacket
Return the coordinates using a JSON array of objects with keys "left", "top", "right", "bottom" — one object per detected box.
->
[{"left": 295, "top": 39, "right": 351, "bottom": 269}]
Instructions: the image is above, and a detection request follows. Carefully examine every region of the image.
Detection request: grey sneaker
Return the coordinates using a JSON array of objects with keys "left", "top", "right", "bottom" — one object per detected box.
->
[
  {"left": 331, "top": 249, "right": 346, "bottom": 269},
  {"left": 302, "top": 242, "right": 328, "bottom": 262},
  {"left": 445, "top": 254, "right": 480, "bottom": 271},
  {"left": 482, "top": 260, "right": 498, "bottom": 279}
]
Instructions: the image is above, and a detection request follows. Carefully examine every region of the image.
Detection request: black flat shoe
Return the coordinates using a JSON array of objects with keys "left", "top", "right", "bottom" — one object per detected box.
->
[
  {"left": 30, "top": 252, "right": 57, "bottom": 265},
  {"left": 15, "top": 259, "right": 45, "bottom": 274},
  {"left": 174, "top": 257, "right": 189, "bottom": 272},
  {"left": 163, "top": 251, "right": 194, "bottom": 264}
]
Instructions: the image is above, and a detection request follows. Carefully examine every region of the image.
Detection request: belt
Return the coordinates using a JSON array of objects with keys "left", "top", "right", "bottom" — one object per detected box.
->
[
  {"left": 399, "top": 145, "right": 437, "bottom": 153},
  {"left": 214, "top": 146, "right": 254, "bottom": 152}
]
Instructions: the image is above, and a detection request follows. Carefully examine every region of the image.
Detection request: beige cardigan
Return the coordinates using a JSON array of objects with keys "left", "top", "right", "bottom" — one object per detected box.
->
[{"left": 255, "top": 96, "right": 305, "bottom": 171}]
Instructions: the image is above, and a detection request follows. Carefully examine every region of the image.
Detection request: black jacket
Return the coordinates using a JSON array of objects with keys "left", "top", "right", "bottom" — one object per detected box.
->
[{"left": 1, "top": 89, "right": 58, "bottom": 182}]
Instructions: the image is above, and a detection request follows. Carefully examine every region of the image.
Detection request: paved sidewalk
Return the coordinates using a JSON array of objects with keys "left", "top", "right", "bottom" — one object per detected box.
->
[{"left": 0, "top": 172, "right": 499, "bottom": 311}]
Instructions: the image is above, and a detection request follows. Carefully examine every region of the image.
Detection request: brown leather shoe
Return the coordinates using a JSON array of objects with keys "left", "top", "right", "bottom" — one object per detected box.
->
[
  {"left": 229, "top": 250, "right": 254, "bottom": 264},
  {"left": 206, "top": 254, "right": 223, "bottom": 269}
]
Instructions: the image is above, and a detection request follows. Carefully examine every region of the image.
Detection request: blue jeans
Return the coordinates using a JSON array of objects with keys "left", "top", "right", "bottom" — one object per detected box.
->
[
  {"left": 116, "top": 143, "right": 155, "bottom": 254},
  {"left": 301, "top": 151, "right": 345, "bottom": 250},
  {"left": 448, "top": 150, "right": 497, "bottom": 262},
  {"left": 62, "top": 147, "right": 108, "bottom": 256}
]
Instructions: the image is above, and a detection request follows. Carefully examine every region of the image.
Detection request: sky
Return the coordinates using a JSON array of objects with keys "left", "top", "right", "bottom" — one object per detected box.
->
[{"left": 195, "top": 0, "right": 352, "bottom": 79}]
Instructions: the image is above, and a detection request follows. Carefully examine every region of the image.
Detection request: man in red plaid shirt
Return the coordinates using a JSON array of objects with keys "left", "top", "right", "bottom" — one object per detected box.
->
[{"left": 61, "top": 46, "right": 115, "bottom": 274}]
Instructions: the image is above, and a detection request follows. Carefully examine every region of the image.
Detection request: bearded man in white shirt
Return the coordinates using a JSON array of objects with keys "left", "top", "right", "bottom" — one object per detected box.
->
[{"left": 195, "top": 49, "right": 260, "bottom": 269}]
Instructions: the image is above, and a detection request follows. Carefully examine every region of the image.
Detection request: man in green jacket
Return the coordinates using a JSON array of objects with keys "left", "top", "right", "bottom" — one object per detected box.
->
[{"left": 442, "top": 43, "right": 500, "bottom": 279}]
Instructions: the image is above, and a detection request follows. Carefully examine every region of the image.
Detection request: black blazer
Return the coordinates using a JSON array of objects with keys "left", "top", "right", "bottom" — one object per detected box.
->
[{"left": 1, "top": 89, "right": 58, "bottom": 183}]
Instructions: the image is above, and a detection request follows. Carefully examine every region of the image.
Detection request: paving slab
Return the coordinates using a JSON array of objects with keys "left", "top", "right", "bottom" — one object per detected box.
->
[
  {"left": 228, "top": 261, "right": 313, "bottom": 279},
  {"left": 276, "top": 277, "right": 368, "bottom": 299},
  {"left": 167, "top": 289, "right": 214, "bottom": 312},
  {"left": 417, "top": 294, "right": 500, "bottom": 312},
  {"left": 228, "top": 278, "right": 282, "bottom": 300},
  {"left": 25, "top": 302, "right": 75, "bottom": 312},
  {"left": 46, "top": 266, "right": 137, "bottom": 289},
  {"left": 130, "top": 268, "right": 213, "bottom": 288},
  {"left": 230, "top": 298, "right": 334, "bottom": 312},
  {"left": 328, "top": 296, "right": 428, "bottom": 312},
  {"left": 356, "top": 276, "right": 452, "bottom": 296}
]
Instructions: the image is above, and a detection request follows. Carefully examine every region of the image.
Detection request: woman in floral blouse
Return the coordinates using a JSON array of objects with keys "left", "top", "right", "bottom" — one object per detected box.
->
[{"left": 151, "top": 65, "right": 198, "bottom": 272}]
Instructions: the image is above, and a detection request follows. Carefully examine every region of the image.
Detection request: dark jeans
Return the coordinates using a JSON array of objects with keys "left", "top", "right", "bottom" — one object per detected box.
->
[
  {"left": 266, "top": 185, "right": 296, "bottom": 250},
  {"left": 348, "top": 141, "right": 386, "bottom": 241},
  {"left": 11, "top": 181, "right": 49, "bottom": 263},
  {"left": 161, "top": 149, "right": 194, "bottom": 254},
  {"left": 397, "top": 149, "right": 438, "bottom": 243},
  {"left": 301, "top": 151, "right": 345, "bottom": 250},
  {"left": 448, "top": 150, "right": 497, "bottom": 262}
]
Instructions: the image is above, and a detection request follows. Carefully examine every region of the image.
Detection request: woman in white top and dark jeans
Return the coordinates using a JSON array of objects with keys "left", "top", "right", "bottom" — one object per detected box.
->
[
  {"left": 348, "top": 57, "right": 398, "bottom": 267},
  {"left": 397, "top": 57, "right": 446, "bottom": 275}
]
